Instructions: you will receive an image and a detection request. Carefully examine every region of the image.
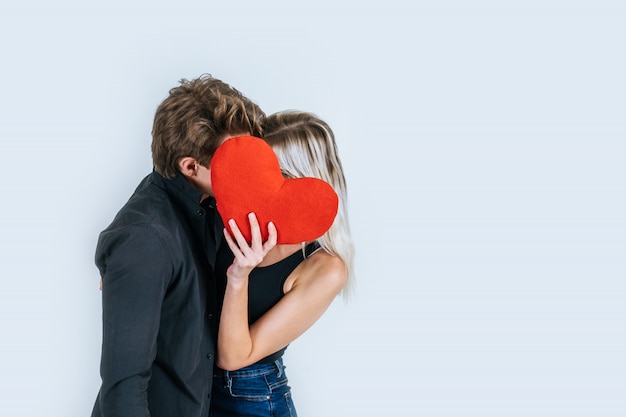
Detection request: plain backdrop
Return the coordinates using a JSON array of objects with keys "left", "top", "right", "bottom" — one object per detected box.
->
[{"left": 1, "top": 1, "right": 624, "bottom": 416}]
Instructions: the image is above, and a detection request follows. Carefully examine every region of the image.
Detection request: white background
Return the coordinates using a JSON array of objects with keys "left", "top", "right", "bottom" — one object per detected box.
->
[{"left": 1, "top": 1, "right": 625, "bottom": 416}]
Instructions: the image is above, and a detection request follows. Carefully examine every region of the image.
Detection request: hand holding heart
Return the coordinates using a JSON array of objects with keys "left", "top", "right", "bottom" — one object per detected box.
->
[{"left": 223, "top": 212, "right": 277, "bottom": 284}]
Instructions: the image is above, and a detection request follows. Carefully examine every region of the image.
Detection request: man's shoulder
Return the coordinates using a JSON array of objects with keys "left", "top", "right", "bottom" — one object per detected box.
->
[
  {"left": 95, "top": 175, "right": 186, "bottom": 265},
  {"left": 110, "top": 174, "right": 171, "bottom": 225},
  {"left": 98, "top": 173, "right": 193, "bottom": 242},
  {"left": 96, "top": 171, "right": 203, "bottom": 254}
]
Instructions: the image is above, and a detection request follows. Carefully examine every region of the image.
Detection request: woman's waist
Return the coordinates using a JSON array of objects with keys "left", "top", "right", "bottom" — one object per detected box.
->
[{"left": 214, "top": 356, "right": 284, "bottom": 378}]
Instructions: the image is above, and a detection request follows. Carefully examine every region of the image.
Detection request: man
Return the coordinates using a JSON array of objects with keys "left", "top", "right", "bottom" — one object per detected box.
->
[{"left": 91, "top": 74, "right": 264, "bottom": 417}]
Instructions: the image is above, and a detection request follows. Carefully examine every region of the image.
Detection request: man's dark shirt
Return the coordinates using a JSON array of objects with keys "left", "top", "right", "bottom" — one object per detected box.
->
[{"left": 91, "top": 171, "right": 222, "bottom": 417}]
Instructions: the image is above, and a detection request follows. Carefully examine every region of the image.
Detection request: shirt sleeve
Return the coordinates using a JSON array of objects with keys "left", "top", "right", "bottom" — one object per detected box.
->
[{"left": 95, "top": 224, "right": 172, "bottom": 417}]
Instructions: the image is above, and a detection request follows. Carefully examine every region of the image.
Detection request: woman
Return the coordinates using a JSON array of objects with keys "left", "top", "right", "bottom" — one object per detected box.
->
[{"left": 210, "top": 111, "right": 355, "bottom": 417}]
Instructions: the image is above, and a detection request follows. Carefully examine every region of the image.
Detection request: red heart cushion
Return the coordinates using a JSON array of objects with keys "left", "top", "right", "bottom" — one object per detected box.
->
[{"left": 210, "top": 136, "right": 339, "bottom": 244}]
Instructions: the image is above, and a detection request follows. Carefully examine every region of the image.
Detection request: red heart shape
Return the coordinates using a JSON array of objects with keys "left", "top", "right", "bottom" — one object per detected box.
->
[{"left": 210, "top": 136, "right": 339, "bottom": 244}]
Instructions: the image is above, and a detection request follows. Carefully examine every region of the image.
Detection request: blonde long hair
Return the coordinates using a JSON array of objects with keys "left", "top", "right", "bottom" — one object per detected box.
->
[{"left": 264, "top": 111, "right": 355, "bottom": 298}]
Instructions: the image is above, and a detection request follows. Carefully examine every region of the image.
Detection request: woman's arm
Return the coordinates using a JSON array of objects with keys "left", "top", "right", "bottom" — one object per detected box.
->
[
  {"left": 217, "top": 214, "right": 347, "bottom": 371},
  {"left": 217, "top": 213, "right": 276, "bottom": 369}
]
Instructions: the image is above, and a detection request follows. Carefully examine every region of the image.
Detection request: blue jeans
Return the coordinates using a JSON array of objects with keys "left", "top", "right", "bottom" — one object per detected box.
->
[{"left": 210, "top": 358, "right": 298, "bottom": 417}]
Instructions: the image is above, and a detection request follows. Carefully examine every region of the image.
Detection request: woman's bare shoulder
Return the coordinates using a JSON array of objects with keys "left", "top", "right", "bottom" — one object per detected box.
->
[{"left": 298, "top": 250, "right": 347, "bottom": 291}]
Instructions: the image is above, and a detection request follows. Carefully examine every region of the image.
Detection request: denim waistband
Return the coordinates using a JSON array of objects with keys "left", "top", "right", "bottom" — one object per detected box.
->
[{"left": 214, "top": 357, "right": 284, "bottom": 379}]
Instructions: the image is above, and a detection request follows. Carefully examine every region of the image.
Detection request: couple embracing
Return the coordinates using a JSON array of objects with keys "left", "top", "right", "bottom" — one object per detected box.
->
[{"left": 91, "top": 74, "right": 354, "bottom": 417}]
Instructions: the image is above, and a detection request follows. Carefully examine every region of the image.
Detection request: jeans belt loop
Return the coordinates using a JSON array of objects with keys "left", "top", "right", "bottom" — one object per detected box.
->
[
  {"left": 223, "top": 369, "right": 232, "bottom": 389},
  {"left": 274, "top": 359, "right": 283, "bottom": 378}
]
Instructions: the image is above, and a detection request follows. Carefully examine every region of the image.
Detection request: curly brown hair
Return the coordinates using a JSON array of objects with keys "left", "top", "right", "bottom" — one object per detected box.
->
[{"left": 151, "top": 74, "right": 265, "bottom": 178}]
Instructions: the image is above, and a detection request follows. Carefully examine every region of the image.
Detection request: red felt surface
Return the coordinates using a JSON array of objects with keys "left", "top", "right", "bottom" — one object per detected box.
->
[{"left": 210, "top": 136, "right": 338, "bottom": 244}]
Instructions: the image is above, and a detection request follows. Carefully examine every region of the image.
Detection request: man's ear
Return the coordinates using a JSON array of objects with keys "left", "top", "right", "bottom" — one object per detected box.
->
[{"left": 178, "top": 157, "right": 200, "bottom": 178}]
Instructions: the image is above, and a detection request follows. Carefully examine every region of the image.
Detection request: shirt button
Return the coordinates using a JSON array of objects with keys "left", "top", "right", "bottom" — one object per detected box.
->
[
  {"left": 196, "top": 209, "right": 205, "bottom": 217},
  {"left": 207, "top": 353, "right": 213, "bottom": 359},
  {"left": 208, "top": 314, "right": 213, "bottom": 320}
]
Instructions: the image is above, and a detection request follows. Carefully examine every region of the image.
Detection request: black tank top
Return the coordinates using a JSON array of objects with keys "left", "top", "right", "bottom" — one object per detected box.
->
[{"left": 215, "top": 241, "right": 321, "bottom": 364}]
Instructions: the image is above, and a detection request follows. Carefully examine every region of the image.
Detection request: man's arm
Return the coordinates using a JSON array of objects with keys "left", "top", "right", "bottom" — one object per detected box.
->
[{"left": 95, "top": 224, "right": 172, "bottom": 417}]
